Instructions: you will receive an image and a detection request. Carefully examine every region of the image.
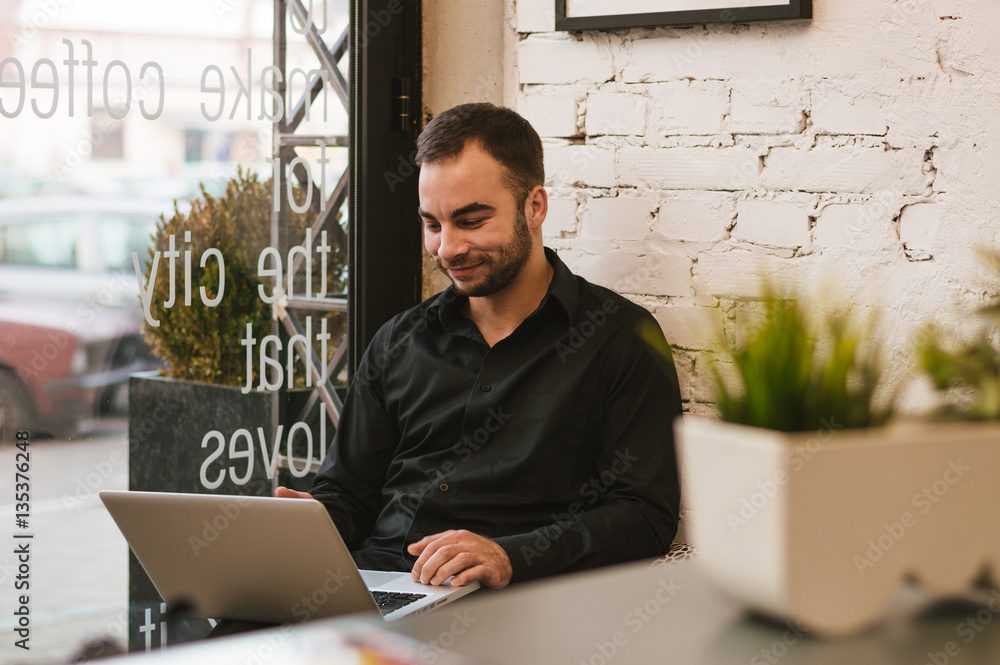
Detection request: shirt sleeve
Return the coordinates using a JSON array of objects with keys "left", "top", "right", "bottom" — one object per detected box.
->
[
  {"left": 491, "top": 310, "right": 683, "bottom": 583},
  {"left": 309, "top": 320, "right": 400, "bottom": 550}
]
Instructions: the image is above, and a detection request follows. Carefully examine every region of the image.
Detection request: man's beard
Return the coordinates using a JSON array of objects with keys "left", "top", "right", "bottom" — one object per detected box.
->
[{"left": 436, "top": 209, "right": 533, "bottom": 297}]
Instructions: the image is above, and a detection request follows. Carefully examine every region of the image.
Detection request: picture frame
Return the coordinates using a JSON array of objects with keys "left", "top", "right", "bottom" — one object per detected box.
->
[{"left": 555, "top": 0, "right": 812, "bottom": 31}]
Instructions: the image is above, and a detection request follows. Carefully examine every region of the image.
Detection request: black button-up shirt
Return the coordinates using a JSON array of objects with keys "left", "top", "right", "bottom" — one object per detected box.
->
[{"left": 311, "top": 248, "right": 682, "bottom": 583}]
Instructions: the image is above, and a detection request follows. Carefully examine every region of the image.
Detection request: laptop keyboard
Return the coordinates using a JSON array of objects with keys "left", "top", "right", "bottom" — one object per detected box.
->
[{"left": 371, "top": 590, "right": 427, "bottom": 615}]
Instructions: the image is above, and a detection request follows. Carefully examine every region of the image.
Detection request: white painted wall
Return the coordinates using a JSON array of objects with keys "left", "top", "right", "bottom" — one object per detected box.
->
[{"left": 425, "top": 0, "right": 1000, "bottom": 414}]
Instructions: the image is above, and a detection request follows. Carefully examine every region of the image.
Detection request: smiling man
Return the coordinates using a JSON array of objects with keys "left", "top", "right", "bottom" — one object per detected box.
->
[{"left": 279, "top": 102, "right": 682, "bottom": 591}]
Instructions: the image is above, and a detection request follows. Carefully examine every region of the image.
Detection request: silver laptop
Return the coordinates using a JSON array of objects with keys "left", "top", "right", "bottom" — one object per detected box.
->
[{"left": 100, "top": 490, "right": 479, "bottom": 623}]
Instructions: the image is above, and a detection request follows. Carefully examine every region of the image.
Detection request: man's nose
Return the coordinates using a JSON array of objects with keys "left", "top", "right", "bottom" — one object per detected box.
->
[{"left": 437, "top": 225, "right": 468, "bottom": 261}]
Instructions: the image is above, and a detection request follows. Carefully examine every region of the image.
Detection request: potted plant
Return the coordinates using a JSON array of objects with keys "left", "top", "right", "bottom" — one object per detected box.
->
[
  {"left": 670, "top": 282, "right": 1000, "bottom": 636},
  {"left": 129, "top": 168, "right": 346, "bottom": 497}
]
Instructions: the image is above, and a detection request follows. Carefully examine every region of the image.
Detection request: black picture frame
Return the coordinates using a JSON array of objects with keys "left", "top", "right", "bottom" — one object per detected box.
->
[{"left": 555, "top": 0, "right": 811, "bottom": 31}]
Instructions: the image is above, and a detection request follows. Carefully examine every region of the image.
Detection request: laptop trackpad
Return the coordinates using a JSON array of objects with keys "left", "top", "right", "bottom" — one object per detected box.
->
[{"left": 361, "top": 570, "right": 408, "bottom": 586}]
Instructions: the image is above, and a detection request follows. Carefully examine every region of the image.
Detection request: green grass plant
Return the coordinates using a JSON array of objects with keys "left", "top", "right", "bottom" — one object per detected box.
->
[
  {"left": 709, "top": 286, "right": 891, "bottom": 432},
  {"left": 917, "top": 252, "right": 1000, "bottom": 420}
]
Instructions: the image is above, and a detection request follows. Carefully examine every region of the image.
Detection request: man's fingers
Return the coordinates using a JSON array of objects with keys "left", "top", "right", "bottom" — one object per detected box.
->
[
  {"left": 422, "top": 545, "right": 472, "bottom": 585},
  {"left": 274, "top": 486, "right": 313, "bottom": 499},
  {"left": 407, "top": 530, "right": 456, "bottom": 558},
  {"left": 451, "top": 563, "right": 491, "bottom": 588}
]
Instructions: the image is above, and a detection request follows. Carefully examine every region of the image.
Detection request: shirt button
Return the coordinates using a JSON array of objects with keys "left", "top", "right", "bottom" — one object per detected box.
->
[
  {"left": 480, "top": 384, "right": 491, "bottom": 392},
  {"left": 439, "top": 482, "right": 449, "bottom": 492}
]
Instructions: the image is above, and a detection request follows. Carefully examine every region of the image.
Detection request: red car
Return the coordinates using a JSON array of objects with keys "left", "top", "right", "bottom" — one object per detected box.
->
[{"left": 0, "top": 197, "right": 166, "bottom": 440}]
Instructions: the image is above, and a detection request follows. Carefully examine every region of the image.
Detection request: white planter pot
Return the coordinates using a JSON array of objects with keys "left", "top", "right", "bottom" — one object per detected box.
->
[{"left": 676, "top": 415, "right": 1000, "bottom": 636}]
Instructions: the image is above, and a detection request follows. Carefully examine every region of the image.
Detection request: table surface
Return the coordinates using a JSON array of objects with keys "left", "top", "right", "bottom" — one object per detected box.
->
[
  {"left": 392, "top": 557, "right": 1000, "bottom": 665},
  {"left": 111, "top": 557, "right": 1000, "bottom": 665}
]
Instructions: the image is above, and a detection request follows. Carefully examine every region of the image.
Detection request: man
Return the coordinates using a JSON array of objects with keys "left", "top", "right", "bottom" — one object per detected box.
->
[{"left": 278, "top": 102, "right": 682, "bottom": 591}]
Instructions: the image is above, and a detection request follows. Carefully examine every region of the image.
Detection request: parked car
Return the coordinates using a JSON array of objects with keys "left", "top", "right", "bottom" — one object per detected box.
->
[{"left": 0, "top": 197, "right": 168, "bottom": 439}]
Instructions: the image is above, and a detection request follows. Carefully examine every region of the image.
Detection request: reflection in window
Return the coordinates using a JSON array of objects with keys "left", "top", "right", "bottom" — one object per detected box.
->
[
  {"left": 1, "top": 218, "right": 81, "bottom": 268},
  {"left": 92, "top": 109, "right": 125, "bottom": 160},
  {"left": 98, "top": 216, "right": 158, "bottom": 271}
]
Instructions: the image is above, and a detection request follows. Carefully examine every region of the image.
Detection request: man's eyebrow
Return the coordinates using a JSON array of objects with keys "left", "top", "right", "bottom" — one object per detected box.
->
[
  {"left": 451, "top": 202, "right": 495, "bottom": 218},
  {"left": 418, "top": 202, "right": 496, "bottom": 223}
]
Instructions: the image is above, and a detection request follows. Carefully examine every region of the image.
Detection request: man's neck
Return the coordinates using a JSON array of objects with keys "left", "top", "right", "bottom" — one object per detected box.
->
[{"left": 465, "top": 249, "right": 554, "bottom": 347}]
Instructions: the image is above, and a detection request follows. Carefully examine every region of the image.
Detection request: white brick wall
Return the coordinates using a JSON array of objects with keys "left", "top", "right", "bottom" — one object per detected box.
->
[
  {"left": 585, "top": 92, "right": 647, "bottom": 136},
  {"left": 764, "top": 146, "right": 928, "bottom": 195},
  {"left": 428, "top": 0, "right": 1000, "bottom": 411},
  {"left": 619, "top": 147, "right": 761, "bottom": 190},
  {"left": 581, "top": 196, "right": 653, "bottom": 241},
  {"left": 649, "top": 81, "right": 728, "bottom": 136},
  {"left": 518, "top": 34, "right": 615, "bottom": 85},
  {"left": 569, "top": 245, "right": 693, "bottom": 297},
  {"left": 730, "top": 81, "right": 807, "bottom": 135},
  {"left": 519, "top": 95, "right": 579, "bottom": 137},
  {"left": 732, "top": 199, "right": 812, "bottom": 249},
  {"left": 543, "top": 197, "right": 579, "bottom": 240},
  {"left": 812, "top": 88, "right": 888, "bottom": 136},
  {"left": 899, "top": 203, "right": 940, "bottom": 254},
  {"left": 544, "top": 144, "right": 616, "bottom": 188},
  {"left": 657, "top": 193, "right": 734, "bottom": 243}
]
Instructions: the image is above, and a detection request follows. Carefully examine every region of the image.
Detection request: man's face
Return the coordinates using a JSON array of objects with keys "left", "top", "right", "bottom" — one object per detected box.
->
[{"left": 418, "top": 143, "right": 534, "bottom": 298}]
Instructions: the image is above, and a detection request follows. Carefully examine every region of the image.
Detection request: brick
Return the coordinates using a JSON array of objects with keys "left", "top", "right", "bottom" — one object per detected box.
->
[
  {"left": 653, "top": 306, "right": 722, "bottom": 350},
  {"left": 516, "top": 1, "right": 554, "bottom": 33},
  {"left": 518, "top": 35, "right": 615, "bottom": 85},
  {"left": 764, "top": 146, "right": 927, "bottom": 194},
  {"left": 733, "top": 199, "right": 812, "bottom": 248},
  {"left": 731, "top": 89, "right": 806, "bottom": 135},
  {"left": 620, "top": 147, "right": 761, "bottom": 191},
  {"left": 585, "top": 92, "right": 646, "bottom": 136},
  {"left": 658, "top": 192, "right": 734, "bottom": 243},
  {"left": 573, "top": 246, "right": 693, "bottom": 297},
  {"left": 650, "top": 81, "right": 728, "bottom": 136},
  {"left": 519, "top": 95, "right": 579, "bottom": 137},
  {"left": 813, "top": 203, "right": 881, "bottom": 249},
  {"left": 543, "top": 197, "right": 578, "bottom": 240},
  {"left": 697, "top": 249, "right": 815, "bottom": 299},
  {"left": 621, "top": 36, "right": 728, "bottom": 83},
  {"left": 812, "top": 90, "right": 888, "bottom": 136},
  {"left": 581, "top": 197, "right": 653, "bottom": 241},
  {"left": 545, "top": 144, "right": 616, "bottom": 188},
  {"left": 899, "top": 203, "right": 939, "bottom": 252}
]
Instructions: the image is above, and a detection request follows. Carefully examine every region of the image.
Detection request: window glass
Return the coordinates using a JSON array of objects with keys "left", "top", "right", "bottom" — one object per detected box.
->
[
  {"left": 1, "top": 217, "right": 83, "bottom": 268},
  {"left": 97, "top": 215, "right": 158, "bottom": 271}
]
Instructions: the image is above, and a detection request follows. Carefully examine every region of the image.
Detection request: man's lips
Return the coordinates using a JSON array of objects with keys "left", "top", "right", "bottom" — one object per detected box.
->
[{"left": 445, "top": 262, "right": 483, "bottom": 277}]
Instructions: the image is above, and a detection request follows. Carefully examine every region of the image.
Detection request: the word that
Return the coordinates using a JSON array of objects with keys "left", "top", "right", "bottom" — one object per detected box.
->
[{"left": 242, "top": 315, "right": 332, "bottom": 393}]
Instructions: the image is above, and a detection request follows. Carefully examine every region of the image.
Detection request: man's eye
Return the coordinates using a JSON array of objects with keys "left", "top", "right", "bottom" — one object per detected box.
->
[
  {"left": 461, "top": 218, "right": 485, "bottom": 228},
  {"left": 422, "top": 222, "right": 440, "bottom": 232}
]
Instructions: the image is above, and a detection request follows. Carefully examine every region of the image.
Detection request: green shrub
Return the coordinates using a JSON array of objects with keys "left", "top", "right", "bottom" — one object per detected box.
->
[
  {"left": 709, "top": 286, "right": 891, "bottom": 432},
  {"left": 140, "top": 169, "right": 345, "bottom": 387},
  {"left": 918, "top": 252, "right": 1000, "bottom": 420}
]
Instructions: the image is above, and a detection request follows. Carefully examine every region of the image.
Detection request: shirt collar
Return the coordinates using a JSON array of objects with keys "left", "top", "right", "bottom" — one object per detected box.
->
[{"left": 433, "top": 246, "right": 580, "bottom": 327}]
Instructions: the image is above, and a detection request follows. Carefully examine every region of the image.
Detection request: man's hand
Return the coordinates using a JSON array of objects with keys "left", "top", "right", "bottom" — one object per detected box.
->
[
  {"left": 274, "top": 486, "right": 314, "bottom": 499},
  {"left": 407, "top": 529, "right": 513, "bottom": 589}
]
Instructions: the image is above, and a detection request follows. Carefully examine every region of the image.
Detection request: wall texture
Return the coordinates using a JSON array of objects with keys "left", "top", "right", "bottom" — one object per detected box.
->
[{"left": 428, "top": 0, "right": 1000, "bottom": 414}]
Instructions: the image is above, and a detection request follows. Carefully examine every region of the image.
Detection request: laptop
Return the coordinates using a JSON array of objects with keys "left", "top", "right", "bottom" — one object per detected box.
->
[{"left": 99, "top": 490, "right": 479, "bottom": 623}]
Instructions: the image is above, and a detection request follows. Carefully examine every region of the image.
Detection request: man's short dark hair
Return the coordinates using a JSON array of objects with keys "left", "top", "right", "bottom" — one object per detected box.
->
[{"left": 416, "top": 103, "right": 545, "bottom": 206}]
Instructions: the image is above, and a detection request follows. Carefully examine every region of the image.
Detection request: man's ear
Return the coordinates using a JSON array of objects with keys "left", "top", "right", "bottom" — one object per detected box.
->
[{"left": 524, "top": 185, "right": 548, "bottom": 230}]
